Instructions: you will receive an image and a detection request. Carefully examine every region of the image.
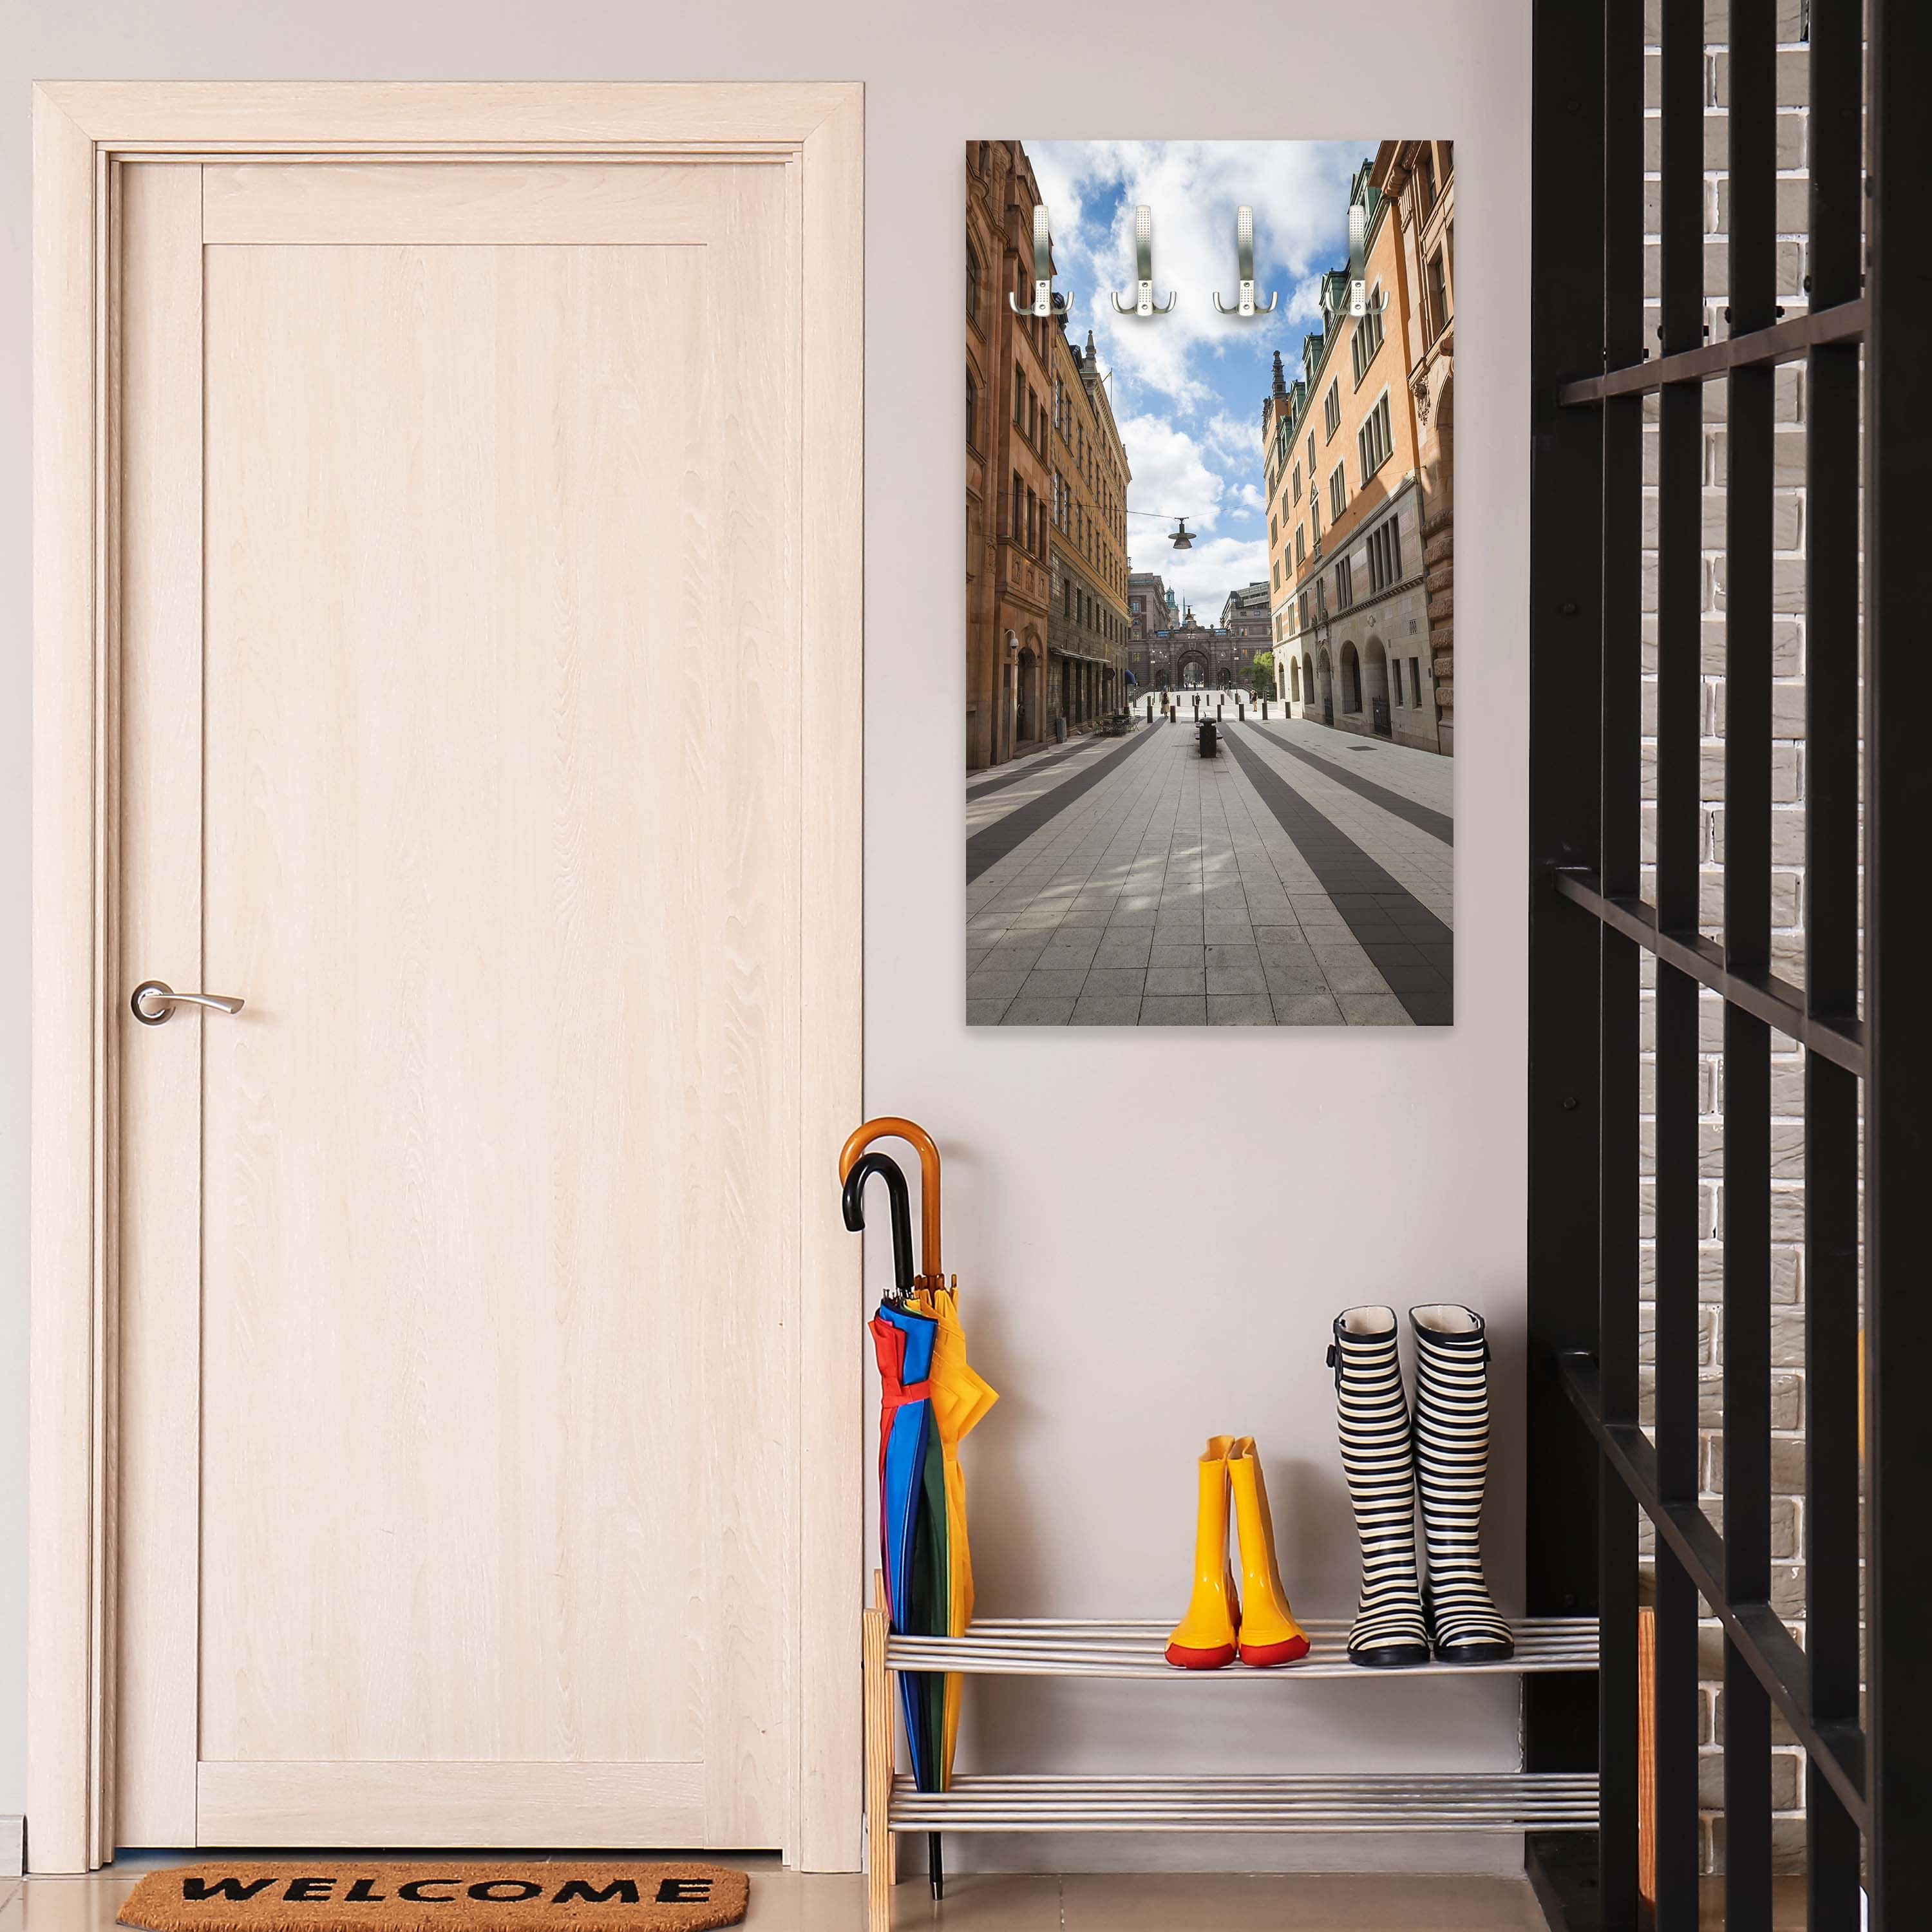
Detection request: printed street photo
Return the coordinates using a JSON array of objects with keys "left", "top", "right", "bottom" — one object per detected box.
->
[{"left": 967, "top": 139, "right": 1455, "bottom": 1026}]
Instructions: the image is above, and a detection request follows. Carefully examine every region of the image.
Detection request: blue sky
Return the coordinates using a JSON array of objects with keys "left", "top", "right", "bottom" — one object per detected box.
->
[{"left": 1025, "top": 140, "right": 1376, "bottom": 620}]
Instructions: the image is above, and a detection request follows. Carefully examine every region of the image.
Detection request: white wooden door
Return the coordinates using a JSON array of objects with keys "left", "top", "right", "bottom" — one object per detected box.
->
[{"left": 111, "top": 155, "right": 826, "bottom": 1854}]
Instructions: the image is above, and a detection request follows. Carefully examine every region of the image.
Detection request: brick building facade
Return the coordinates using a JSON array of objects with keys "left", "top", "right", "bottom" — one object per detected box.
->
[
  {"left": 966, "top": 140, "right": 1055, "bottom": 772},
  {"left": 1046, "top": 325, "right": 1132, "bottom": 728}
]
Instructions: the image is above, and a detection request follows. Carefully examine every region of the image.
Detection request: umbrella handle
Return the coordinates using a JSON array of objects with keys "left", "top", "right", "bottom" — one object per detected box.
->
[
  {"left": 839, "top": 1117, "right": 943, "bottom": 1285},
  {"left": 841, "top": 1151, "right": 916, "bottom": 1295}
]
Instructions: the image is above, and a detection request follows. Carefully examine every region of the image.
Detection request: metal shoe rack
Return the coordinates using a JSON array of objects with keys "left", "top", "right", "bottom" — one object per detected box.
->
[{"left": 860, "top": 1591, "right": 1599, "bottom": 1931}]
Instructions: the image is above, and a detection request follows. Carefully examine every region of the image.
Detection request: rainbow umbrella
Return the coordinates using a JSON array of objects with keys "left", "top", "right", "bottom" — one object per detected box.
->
[
  {"left": 842, "top": 1119, "right": 998, "bottom": 1901},
  {"left": 844, "top": 1151, "right": 947, "bottom": 1894}
]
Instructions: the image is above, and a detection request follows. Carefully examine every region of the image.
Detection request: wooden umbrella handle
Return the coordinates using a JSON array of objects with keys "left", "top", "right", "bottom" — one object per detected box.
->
[{"left": 840, "top": 1117, "right": 942, "bottom": 1285}]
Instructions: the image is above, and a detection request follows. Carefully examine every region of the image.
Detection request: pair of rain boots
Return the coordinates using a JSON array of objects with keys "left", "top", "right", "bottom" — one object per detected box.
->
[
  {"left": 1329, "top": 1303, "right": 1514, "bottom": 1667},
  {"left": 1164, "top": 1435, "right": 1311, "bottom": 1669}
]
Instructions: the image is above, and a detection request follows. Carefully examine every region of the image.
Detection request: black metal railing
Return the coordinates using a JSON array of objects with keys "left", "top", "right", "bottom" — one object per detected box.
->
[{"left": 1528, "top": 1, "right": 1927, "bottom": 1926}]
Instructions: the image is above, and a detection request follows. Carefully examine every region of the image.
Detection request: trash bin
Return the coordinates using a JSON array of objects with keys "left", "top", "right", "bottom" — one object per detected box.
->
[{"left": 1054, "top": 715, "right": 1068, "bottom": 744}]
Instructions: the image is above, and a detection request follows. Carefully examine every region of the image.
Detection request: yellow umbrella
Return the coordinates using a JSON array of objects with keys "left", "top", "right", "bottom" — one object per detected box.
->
[
  {"left": 912, "top": 1275, "right": 998, "bottom": 1773},
  {"left": 840, "top": 1117, "right": 998, "bottom": 1787}
]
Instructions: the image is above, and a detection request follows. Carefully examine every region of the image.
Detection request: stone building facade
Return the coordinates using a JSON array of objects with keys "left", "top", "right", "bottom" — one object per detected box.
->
[
  {"left": 1261, "top": 160, "right": 1446, "bottom": 753},
  {"left": 1046, "top": 324, "right": 1132, "bottom": 728},
  {"left": 1220, "top": 582, "right": 1272, "bottom": 653},
  {"left": 965, "top": 140, "right": 1055, "bottom": 772},
  {"left": 1125, "top": 568, "right": 1166, "bottom": 690},
  {"left": 1372, "top": 138, "right": 1455, "bottom": 751}
]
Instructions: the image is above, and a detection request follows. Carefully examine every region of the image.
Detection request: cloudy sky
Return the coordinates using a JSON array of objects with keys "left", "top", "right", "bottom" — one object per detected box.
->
[{"left": 1023, "top": 139, "right": 1375, "bottom": 621}]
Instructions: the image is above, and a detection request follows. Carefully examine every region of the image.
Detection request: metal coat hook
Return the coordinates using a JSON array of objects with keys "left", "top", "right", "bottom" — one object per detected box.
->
[
  {"left": 1347, "top": 202, "right": 1389, "bottom": 318},
  {"left": 1112, "top": 206, "right": 1176, "bottom": 316},
  {"left": 1010, "top": 204, "right": 1072, "bottom": 318},
  {"left": 1213, "top": 206, "right": 1276, "bottom": 317}
]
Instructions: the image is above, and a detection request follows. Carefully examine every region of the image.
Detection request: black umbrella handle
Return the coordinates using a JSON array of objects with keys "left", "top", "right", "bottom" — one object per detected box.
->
[{"left": 842, "top": 1151, "right": 916, "bottom": 1295}]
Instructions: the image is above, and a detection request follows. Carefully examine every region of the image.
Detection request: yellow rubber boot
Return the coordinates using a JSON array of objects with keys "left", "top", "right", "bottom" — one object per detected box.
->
[
  {"left": 1229, "top": 1437, "right": 1311, "bottom": 1667},
  {"left": 1164, "top": 1436, "right": 1241, "bottom": 1669}
]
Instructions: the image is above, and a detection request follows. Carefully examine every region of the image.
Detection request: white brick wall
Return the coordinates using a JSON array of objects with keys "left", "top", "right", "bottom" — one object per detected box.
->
[{"left": 1637, "top": 0, "right": 1827, "bottom": 1876}]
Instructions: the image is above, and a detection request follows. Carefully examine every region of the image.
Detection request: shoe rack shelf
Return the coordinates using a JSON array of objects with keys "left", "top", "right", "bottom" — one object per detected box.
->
[
  {"left": 860, "top": 1607, "right": 1600, "bottom": 1931},
  {"left": 886, "top": 1615, "right": 1597, "bottom": 1678}
]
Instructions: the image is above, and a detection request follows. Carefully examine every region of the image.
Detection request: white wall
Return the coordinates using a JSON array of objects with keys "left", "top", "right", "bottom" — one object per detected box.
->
[{"left": 0, "top": 0, "right": 1531, "bottom": 1868}]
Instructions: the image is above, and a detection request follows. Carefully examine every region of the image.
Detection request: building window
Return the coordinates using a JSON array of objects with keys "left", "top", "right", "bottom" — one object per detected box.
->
[
  {"left": 1323, "top": 382, "right": 1341, "bottom": 440},
  {"left": 1291, "top": 463, "right": 1302, "bottom": 506},
  {"left": 1013, "top": 363, "right": 1024, "bottom": 424},
  {"left": 1294, "top": 525, "right": 1307, "bottom": 567},
  {"left": 1351, "top": 293, "right": 1385, "bottom": 385},
  {"left": 1392, "top": 658, "right": 1405, "bottom": 706},
  {"left": 1298, "top": 591, "right": 1309, "bottom": 631},
  {"left": 1270, "top": 514, "right": 1278, "bottom": 546},
  {"left": 967, "top": 243, "right": 981, "bottom": 325},
  {"left": 1367, "top": 516, "right": 1403, "bottom": 592},
  {"left": 1428, "top": 248, "right": 1450, "bottom": 341},
  {"left": 1411, "top": 656, "right": 1423, "bottom": 705},
  {"left": 1358, "top": 392, "right": 1393, "bottom": 484},
  {"left": 1306, "top": 431, "right": 1316, "bottom": 477},
  {"left": 1328, "top": 464, "right": 1346, "bottom": 521},
  {"left": 1011, "top": 472, "right": 1023, "bottom": 542},
  {"left": 1336, "top": 557, "right": 1355, "bottom": 609}
]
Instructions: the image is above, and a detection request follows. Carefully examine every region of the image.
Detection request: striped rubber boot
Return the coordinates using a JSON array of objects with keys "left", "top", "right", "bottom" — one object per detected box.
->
[
  {"left": 1327, "top": 1307, "right": 1429, "bottom": 1667},
  {"left": 1410, "top": 1304, "right": 1514, "bottom": 1662}
]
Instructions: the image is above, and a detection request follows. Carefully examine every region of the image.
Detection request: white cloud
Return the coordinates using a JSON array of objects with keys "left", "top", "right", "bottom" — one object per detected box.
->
[
  {"left": 1231, "top": 483, "right": 1265, "bottom": 511},
  {"left": 1115, "top": 410, "right": 1226, "bottom": 537},
  {"left": 1141, "top": 533, "right": 1271, "bottom": 617},
  {"left": 1202, "top": 411, "right": 1263, "bottom": 468}
]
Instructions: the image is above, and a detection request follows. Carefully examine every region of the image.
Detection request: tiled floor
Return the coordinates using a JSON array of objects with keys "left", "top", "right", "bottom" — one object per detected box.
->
[
  {"left": 965, "top": 717, "right": 1453, "bottom": 1027},
  {"left": 0, "top": 1864, "right": 1553, "bottom": 1932},
  {"left": 0, "top": 1861, "right": 1818, "bottom": 1929}
]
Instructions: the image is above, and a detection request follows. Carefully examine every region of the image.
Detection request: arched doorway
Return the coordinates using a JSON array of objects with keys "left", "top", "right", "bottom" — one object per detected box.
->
[
  {"left": 1316, "top": 649, "right": 1334, "bottom": 726},
  {"left": 1175, "top": 648, "right": 1209, "bottom": 689},
  {"left": 1363, "top": 637, "right": 1392, "bottom": 737},
  {"left": 1339, "top": 642, "right": 1363, "bottom": 715},
  {"left": 1290, "top": 658, "right": 1301, "bottom": 703},
  {"left": 1016, "top": 643, "right": 1040, "bottom": 746}
]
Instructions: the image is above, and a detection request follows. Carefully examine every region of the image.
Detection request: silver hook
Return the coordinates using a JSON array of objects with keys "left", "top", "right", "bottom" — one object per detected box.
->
[
  {"left": 1347, "top": 202, "right": 1389, "bottom": 318},
  {"left": 1112, "top": 206, "right": 1176, "bottom": 316},
  {"left": 1213, "top": 206, "right": 1277, "bottom": 317},
  {"left": 1010, "top": 204, "right": 1073, "bottom": 318}
]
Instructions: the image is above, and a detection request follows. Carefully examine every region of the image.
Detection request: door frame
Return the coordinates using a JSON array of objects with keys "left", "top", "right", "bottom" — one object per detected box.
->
[{"left": 30, "top": 81, "right": 865, "bottom": 1877}]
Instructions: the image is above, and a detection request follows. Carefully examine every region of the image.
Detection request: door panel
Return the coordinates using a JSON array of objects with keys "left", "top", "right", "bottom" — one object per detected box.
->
[{"left": 118, "top": 159, "right": 803, "bottom": 1850}]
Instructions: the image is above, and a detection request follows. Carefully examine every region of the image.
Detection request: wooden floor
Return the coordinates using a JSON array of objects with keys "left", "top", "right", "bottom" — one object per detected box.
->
[{"left": 0, "top": 1861, "right": 1819, "bottom": 1930}]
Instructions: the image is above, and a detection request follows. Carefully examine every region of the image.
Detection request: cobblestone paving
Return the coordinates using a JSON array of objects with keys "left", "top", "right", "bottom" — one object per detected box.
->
[{"left": 965, "top": 715, "right": 1454, "bottom": 1025}]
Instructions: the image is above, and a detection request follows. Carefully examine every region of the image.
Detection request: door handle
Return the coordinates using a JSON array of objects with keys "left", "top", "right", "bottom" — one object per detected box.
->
[{"left": 130, "top": 980, "right": 247, "bottom": 1026}]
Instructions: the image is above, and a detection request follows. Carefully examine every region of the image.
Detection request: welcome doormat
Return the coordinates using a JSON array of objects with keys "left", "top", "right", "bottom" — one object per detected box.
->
[{"left": 117, "top": 1864, "right": 749, "bottom": 1932}]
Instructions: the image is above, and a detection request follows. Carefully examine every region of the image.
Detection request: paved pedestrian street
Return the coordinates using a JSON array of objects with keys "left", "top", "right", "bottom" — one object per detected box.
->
[{"left": 966, "top": 715, "right": 1453, "bottom": 1026}]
